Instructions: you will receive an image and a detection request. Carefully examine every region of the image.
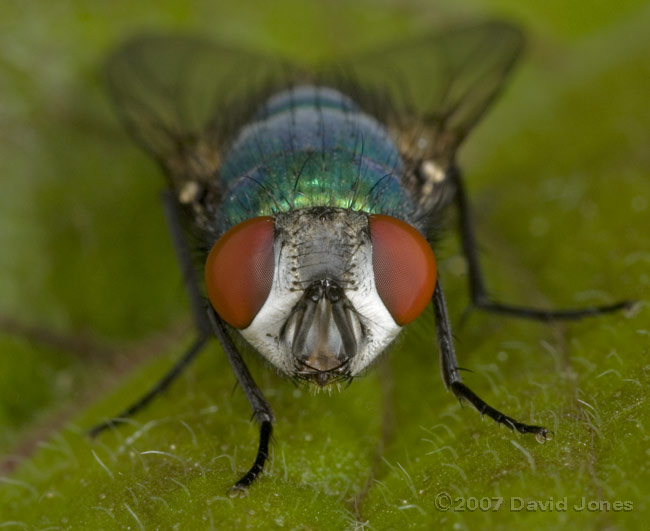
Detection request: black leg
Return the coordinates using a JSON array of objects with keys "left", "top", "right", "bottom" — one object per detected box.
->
[
  {"left": 168, "top": 186, "right": 274, "bottom": 493},
  {"left": 452, "top": 167, "right": 633, "bottom": 321},
  {"left": 89, "top": 189, "right": 273, "bottom": 493},
  {"left": 206, "top": 307, "right": 274, "bottom": 495},
  {"left": 433, "top": 281, "right": 549, "bottom": 441},
  {"left": 160, "top": 190, "right": 211, "bottom": 335},
  {"left": 89, "top": 190, "right": 211, "bottom": 436},
  {"left": 88, "top": 335, "right": 208, "bottom": 437}
]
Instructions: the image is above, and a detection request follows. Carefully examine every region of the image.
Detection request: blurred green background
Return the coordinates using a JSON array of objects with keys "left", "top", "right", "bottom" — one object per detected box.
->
[{"left": 1, "top": 0, "right": 649, "bottom": 528}]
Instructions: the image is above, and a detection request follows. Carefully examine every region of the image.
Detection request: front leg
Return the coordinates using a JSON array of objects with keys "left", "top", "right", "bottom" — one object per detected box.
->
[
  {"left": 433, "top": 281, "right": 549, "bottom": 441},
  {"left": 207, "top": 307, "right": 274, "bottom": 495},
  {"left": 89, "top": 190, "right": 212, "bottom": 437},
  {"left": 452, "top": 167, "right": 632, "bottom": 321}
]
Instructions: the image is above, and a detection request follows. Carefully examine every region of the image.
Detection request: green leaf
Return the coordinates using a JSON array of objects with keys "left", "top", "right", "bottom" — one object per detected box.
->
[{"left": 2, "top": 1, "right": 649, "bottom": 528}]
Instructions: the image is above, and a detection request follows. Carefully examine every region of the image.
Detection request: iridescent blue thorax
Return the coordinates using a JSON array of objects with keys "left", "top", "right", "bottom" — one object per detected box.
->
[{"left": 216, "top": 85, "right": 415, "bottom": 233}]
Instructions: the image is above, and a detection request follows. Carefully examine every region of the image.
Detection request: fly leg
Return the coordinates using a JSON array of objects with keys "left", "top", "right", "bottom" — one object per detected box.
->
[
  {"left": 88, "top": 190, "right": 211, "bottom": 436},
  {"left": 453, "top": 167, "right": 632, "bottom": 321},
  {"left": 165, "top": 189, "right": 273, "bottom": 493},
  {"left": 433, "top": 281, "right": 549, "bottom": 440},
  {"left": 89, "top": 190, "right": 274, "bottom": 493},
  {"left": 88, "top": 335, "right": 208, "bottom": 436},
  {"left": 207, "top": 307, "right": 274, "bottom": 495}
]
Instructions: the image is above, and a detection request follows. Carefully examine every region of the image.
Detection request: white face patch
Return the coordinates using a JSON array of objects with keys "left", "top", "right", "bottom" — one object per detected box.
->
[
  {"left": 239, "top": 236, "right": 303, "bottom": 375},
  {"left": 240, "top": 209, "right": 401, "bottom": 379},
  {"left": 342, "top": 236, "right": 402, "bottom": 375}
]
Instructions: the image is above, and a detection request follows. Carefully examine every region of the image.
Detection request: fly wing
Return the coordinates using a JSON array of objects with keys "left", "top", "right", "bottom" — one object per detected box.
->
[
  {"left": 106, "top": 35, "right": 300, "bottom": 194},
  {"left": 330, "top": 20, "right": 523, "bottom": 164},
  {"left": 323, "top": 21, "right": 523, "bottom": 217},
  {"left": 107, "top": 24, "right": 522, "bottom": 220}
]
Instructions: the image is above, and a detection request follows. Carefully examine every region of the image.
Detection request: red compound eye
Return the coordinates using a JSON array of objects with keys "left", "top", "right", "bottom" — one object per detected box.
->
[
  {"left": 369, "top": 214, "right": 437, "bottom": 326},
  {"left": 205, "top": 217, "right": 275, "bottom": 329}
]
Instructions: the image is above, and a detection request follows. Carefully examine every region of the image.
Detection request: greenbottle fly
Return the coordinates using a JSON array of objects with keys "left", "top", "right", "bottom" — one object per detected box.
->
[{"left": 91, "top": 21, "right": 630, "bottom": 494}]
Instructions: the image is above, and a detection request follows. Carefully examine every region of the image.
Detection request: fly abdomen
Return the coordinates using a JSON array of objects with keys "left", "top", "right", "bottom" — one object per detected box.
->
[{"left": 215, "top": 85, "right": 416, "bottom": 233}]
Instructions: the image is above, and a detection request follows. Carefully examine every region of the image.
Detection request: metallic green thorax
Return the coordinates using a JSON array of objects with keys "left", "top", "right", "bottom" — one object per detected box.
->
[{"left": 215, "top": 86, "right": 416, "bottom": 233}]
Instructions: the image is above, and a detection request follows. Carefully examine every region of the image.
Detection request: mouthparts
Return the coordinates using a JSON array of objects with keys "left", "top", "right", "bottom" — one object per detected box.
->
[{"left": 282, "top": 279, "right": 362, "bottom": 386}]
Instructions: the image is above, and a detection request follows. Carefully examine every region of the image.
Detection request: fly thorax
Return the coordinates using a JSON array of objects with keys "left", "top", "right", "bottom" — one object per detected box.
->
[{"left": 240, "top": 207, "right": 401, "bottom": 385}]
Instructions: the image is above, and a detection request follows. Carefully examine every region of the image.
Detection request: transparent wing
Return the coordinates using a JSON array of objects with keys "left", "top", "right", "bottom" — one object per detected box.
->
[
  {"left": 326, "top": 20, "right": 523, "bottom": 165},
  {"left": 106, "top": 35, "right": 300, "bottom": 191},
  {"left": 106, "top": 22, "right": 522, "bottom": 209}
]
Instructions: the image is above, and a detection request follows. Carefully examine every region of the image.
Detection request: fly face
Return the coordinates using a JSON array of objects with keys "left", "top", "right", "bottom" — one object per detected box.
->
[
  {"left": 246, "top": 209, "right": 392, "bottom": 385},
  {"left": 205, "top": 207, "right": 436, "bottom": 386}
]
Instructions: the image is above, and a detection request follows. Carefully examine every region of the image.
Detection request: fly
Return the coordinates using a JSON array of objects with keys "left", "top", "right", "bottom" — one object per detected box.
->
[{"left": 90, "top": 21, "right": 632, "bottom": 495}]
